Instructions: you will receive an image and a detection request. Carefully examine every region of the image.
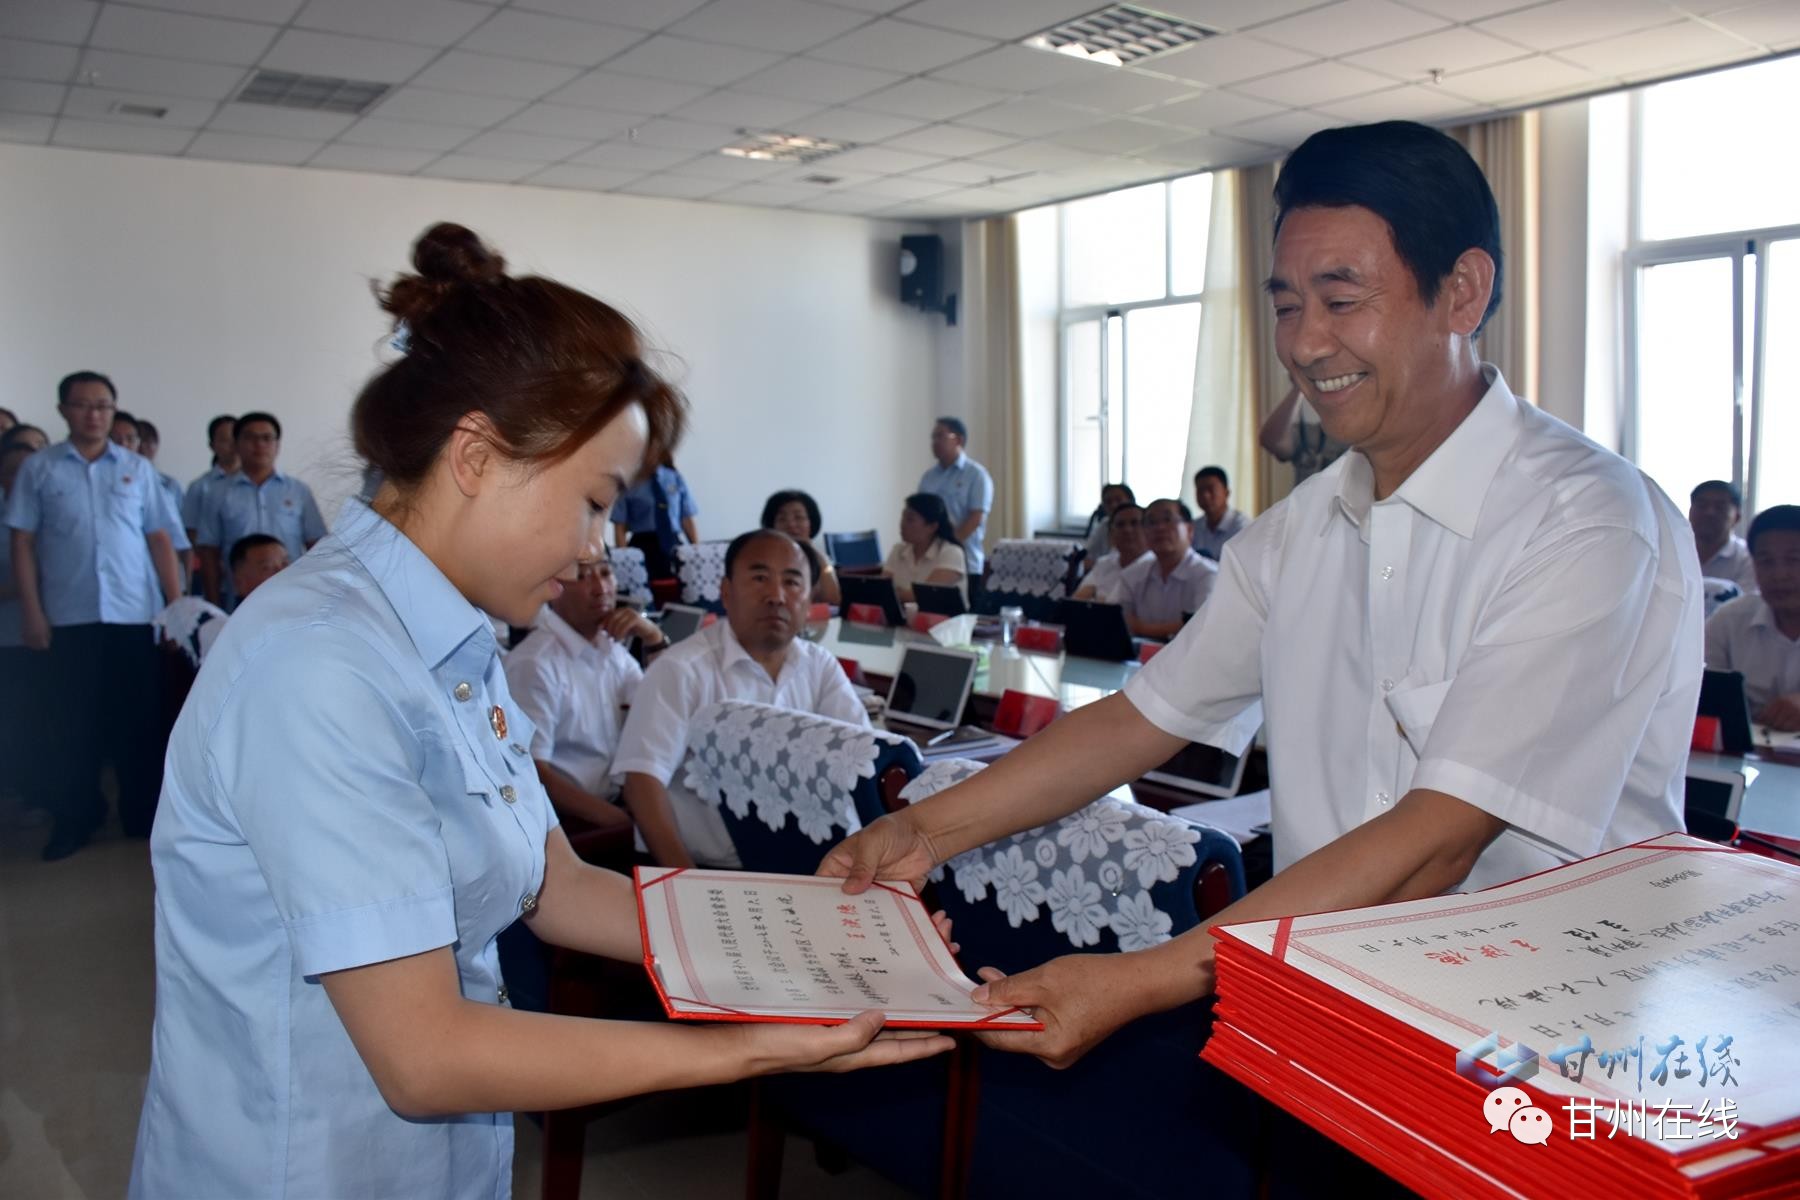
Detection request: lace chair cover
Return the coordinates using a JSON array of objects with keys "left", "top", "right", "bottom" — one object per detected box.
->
[
  {"left": 1702, "top": 576, "right": 1741, "bottom": 619},
  {"left": 675, "top": 541, "right": 729, "bottom": 612},
  {"left": 153, "top": 597, "right": 229, "bottom": 668},
  {"left": 609, "top": 545, "right": 653, "bottom": 606},
  {"left": 682, "top": 700, "right": 921, "bottom": 874},
  {"left": 979, "top": 538, "right": 1080, "bottom": 619}
]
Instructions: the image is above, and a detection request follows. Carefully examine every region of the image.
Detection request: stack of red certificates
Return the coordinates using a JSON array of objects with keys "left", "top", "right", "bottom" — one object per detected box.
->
[{"left": 1204, "top": 834, "right": 1800, "bottom": 1199}]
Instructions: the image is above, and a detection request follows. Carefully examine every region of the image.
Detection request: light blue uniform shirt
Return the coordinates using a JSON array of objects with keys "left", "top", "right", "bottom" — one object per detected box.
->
[
  {"left": 0, "top": 491, "right": 17, "bottom": 648},
  {"left": 131, "top": 497, "right": 556, "bottom": 1200},
  {"left": 918, "top": 451, "right": 994, "bottom": 575},
  {"left": 2, "top": 440, "right": 184, "bottom": 626},
  {"left": 155, "top": 470, "right": 184, "bottom": 526},
  {"left": 198, "top": 468, "right": 327, "bottom": 603},
  {"left": 613, "top": 464, "right": 698, "bottom": 535},
  {"left": 182, "top": 464, "right": 230, "bottom": 530}
]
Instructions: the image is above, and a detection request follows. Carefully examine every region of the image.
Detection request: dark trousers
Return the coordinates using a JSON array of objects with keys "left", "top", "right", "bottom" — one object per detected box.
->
[
  {"left": 0, "top": 645, "right": 50, "bottom": 803},
  {"left": 44, "top": 623, "right": 163, "bottom": 837}
]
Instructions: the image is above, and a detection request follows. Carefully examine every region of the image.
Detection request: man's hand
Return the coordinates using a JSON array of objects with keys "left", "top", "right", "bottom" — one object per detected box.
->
[
  {"left": 600, "top": 606, "right": 661, "bottom": 647},
  {"left": 21, "top": 609, "right": 50, "bottom": 651},
  {"left": 1758, "top": 694, "right": 1800, "bottom": 733},
  {"left": 818, "top": 810, "right": 940, "bottom": 894},
  {"left": 966, "top": 955, "right": 1150, "bottom": 1069}
]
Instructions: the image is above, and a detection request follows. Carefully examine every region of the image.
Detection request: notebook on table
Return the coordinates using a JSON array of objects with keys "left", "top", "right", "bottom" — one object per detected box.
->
[{"left": 839, "top": 574, "right": 906, "bottom": 627}]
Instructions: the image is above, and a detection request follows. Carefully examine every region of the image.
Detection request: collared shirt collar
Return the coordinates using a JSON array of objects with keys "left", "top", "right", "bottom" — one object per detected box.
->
[
  {"left": 337, "top": 497, "right": 489, "bottom": 671},
  {"left": 538, "top": 605, "right": 615, "bottom": 659},
  {"left": 934, "top": 451, "right": 968, "bottom": 472},
  {"left": 1752, "top": 598, "right": 1778, "bottom": 633},
  {"left": 230, "top": 466, "right": 288, "bottom": 488},
  {"left": 713, "top": 615, "right": 793, "bottom": 684},
  {"left": 1329, "top": 364, "right": 1522, "bottom": 541},
  {"left": 54, "top": 438, "right": 124, "bottom": 466}
]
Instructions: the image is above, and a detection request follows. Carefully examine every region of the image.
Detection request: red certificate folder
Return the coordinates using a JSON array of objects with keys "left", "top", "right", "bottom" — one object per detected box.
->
[{"left": 635, "top": 867, "right": 1042, "bottom": 1031}]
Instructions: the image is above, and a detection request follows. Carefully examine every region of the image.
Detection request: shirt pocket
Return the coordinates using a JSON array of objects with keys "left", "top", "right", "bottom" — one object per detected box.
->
[
  {"left": 1385, "top": 675, "right": 1454, "bottom": 782},
  {"left": 110, "top": 483, "right": 146, "bottom": 529},
  {"left": 272, "top": 497, "right": 306, "bottom": 546}
]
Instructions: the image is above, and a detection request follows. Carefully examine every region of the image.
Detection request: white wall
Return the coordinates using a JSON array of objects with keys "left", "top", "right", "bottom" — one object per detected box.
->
[{"left": 0, "top": 143, "right": 941, "bottom": 541}]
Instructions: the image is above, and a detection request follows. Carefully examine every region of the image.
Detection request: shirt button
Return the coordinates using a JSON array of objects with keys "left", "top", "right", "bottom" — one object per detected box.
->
[
  {"left": 500, "top": 785, "right": 517, "bottom": 804},
  {"left": 1376, "top": 791, "right": 1391, "bottom": 806},
  {"left": 1381, "top": 678, "right": 1395, "bottom": 692},
  {"left": 1380, "top": 565, "right": 1395, "bottom": 581},
  {"left": 520, "top": 892, "right": 537, "bottom": 915},
  {"left": 497, "top": 984, "right": 509, "bottom": 1004},
  {"left": 453, "top": 682, "right": 473, "bottom": 702},
  {"left": 509, "top": 742, "right": 528, "bottom": 756}
]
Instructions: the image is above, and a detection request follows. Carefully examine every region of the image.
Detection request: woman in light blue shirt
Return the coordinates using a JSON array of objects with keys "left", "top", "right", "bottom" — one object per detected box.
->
[{"left": 130, "top": 223, "right": 949, "bottom": 1200}]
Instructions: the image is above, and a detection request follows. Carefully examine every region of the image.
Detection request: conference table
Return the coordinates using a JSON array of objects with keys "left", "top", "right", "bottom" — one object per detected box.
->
[{"left": 1689, "top": 748, "right": 1800, "bottom": 841}]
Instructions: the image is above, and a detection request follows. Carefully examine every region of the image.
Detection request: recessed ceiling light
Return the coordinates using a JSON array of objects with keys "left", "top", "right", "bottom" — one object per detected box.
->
[
  {"left": 236, "top": 69, "right": 390, "bottom": 116},
  {"left": 720, "top": 129, "right": 849, "bottom": 164},
  {"left": 1022, "top": 5, "right": 1216, "bottom": 68}
]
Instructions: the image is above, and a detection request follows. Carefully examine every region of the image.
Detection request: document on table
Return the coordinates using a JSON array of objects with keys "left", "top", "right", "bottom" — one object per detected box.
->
[{"left": 635, "top": 867, "right": 1044, "bottom": 1029}]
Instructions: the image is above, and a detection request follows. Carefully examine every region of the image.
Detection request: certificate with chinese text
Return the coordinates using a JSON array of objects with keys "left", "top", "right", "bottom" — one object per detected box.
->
[{"left": 635, "top": 867, "right": 1043, "bottom": 1029}]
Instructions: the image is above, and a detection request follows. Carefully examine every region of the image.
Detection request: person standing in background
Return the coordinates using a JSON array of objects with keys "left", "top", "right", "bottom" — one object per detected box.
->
[
  {"left": 135, "top": 419, "right": 185, "bottom": 525},
  {"left": 612, "top": 451, "right": 698, "bottom": 579},
  {"left": 195, "top": 412, "right": 326, "bottom": 608},
  {"left": 1260, "top": 383, "right": 1351, "bottom": 487},
  {"left": 919, "top": 417, "right": 993, "bottom": 590},
  {"left": 0, "top": 439, "right": 43, "bottom": 807},
  {"left": 183, "top": 415, "right": 237, "bottom": 546},
  {"left": 1688, "top": 480, "right": 1758, "bottom": 594},
  {"left": 0, "top": 408, "right": 16, "bottom": 436}
]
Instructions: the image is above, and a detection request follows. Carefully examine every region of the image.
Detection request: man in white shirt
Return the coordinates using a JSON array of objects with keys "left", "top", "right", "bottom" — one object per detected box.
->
[
  {"left": 1689, "top": 480, "right": 1758, "bottom": 594},
  {"left": 822, "top": 120, "right": 1702, "bottom": 1070},
  {"left": 505, "top": 553, "right": 668, "bottom": 836},
  {"left": 1074, "top": 503, "right": 1150, "bottom": 602},
  {"left": 613, "top": 530, "right": 867, "bottom": 867},
  {"left": 1118, "top": 498, "right": 1218, "bottom": 639},
  {"left": 1705, "top": 505, "right": 1800, "bottom": 730},
  {"left": 1190, "top": 466, "right": 1249, "bottom": 561}
]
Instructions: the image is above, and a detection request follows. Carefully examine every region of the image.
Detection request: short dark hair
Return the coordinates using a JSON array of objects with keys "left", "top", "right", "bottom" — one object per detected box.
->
[
  {"left": 934, "top": 416, "right": 968, "bottom": 443},
  {"left": 136, "top": 418, "right": 160, "bottom": 444},
  {"left": 0, "top": 424, "right": 47, "bottom": 454},
  {"left": 725, "top": 529, "right": 813, "bottom": 584},
  {"left": 1748, "top": 506, "right": 1800, "bottom": 556},
  {"left": 1110, "top": 502, "right": 1144, "bottom": 522},
  {"left": 1195, "top": 465, "right": 1228, "bottom": 489},
  {"left": 228, "top": 532, "right": 285, "bottom": 571},
  {"left": 113, "top": 409, "right": 140, "bottom": 433},
  {"left": 58, "top": 370, "right": 116, "bottom": 405},
  {"left": 0, "top": 442, "right": 35, "bottom": 472},
  {"left": 207, "top": 414, "right": 237, "bottom": 442},
  {"left": 760, "top": 489, "right": 822, "bottom": 539},
  {"left": 1274, "top": 121, "right": 1503, "bottom": 333},
  {"left": 236, "top": 411, "right": 283, "bottom": 440},
  {"left": 1149, "top": 497, "right": 1193, "bottom": 523},
  {"left": 1690, "top": 480, "right": 1742, "bottom": 509},
  {"left": 0, "top": 407, "right": 16, "bottom": 425},
  {"left": 904, "top": 492, "right": 960, "bottom": 547}
]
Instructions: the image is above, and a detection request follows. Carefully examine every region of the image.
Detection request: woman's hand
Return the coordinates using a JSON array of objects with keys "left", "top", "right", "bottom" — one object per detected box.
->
[{"left": 730, "top": 1011, "right": 953, "bottom": 1075}]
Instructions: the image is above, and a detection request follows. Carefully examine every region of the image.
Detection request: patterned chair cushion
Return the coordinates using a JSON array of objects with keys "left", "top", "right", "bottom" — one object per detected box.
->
[
  {"left": 154, "top": 597, "right": 229, "bottom": 668},
  {"left": 675, "top": 541, "right": 728, "bottom": 611},
  {"left": 609, "top": 544, "right": 653, "bottom": 605},
  {"left": 1702, "top": 577, "right": 1741, "bottom": 619}
]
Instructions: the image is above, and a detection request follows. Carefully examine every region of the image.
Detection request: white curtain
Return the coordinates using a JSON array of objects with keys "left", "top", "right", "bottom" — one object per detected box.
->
[
  {"left": 1181, "top": 168, "right": 1264, "bottom": 516},
  {"left": 963, "top": 216, "right": 1026, "bottom": 538},
  {"left": 1451, "top": 113, "right": 1541, "bottom": 402}
]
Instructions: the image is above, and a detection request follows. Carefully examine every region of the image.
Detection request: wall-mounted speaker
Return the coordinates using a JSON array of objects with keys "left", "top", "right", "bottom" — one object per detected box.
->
[{"left": 899, "top": 234, "right": 956, "bottom": 324}]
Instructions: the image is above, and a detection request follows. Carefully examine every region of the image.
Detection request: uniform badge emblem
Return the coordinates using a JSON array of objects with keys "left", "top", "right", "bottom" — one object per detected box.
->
[{"left": 489, "top": 705, "right": 508, "bottom": 740}]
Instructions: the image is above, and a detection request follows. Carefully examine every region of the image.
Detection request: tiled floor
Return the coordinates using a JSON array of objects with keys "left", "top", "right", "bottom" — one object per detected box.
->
[{"left": 0, "top": 799, "right": 913, "bottom": 1199}]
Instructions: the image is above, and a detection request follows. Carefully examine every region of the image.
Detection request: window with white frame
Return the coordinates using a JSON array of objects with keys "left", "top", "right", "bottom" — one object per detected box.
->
[
  {"left": 1627, "top": 54, "right": 1800, "bottom": 518},
  {"left": 1056, "top": 173, "right": 1212, "bottom": 529}
]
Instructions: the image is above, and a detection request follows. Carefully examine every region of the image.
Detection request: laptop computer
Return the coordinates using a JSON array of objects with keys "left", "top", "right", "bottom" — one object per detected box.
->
[
  {"left": 656, "top": 603, "right": 708, "bottom": 645},
  {"left": 913, "top": 581, "right": 967, "bottom": 617},
  {"left": 1139, "top": 740, "right": 1250, "bottom": 799},
  {"left": 839, "top": 573, "right": 907, "bottom": 626},
  {"left": 1683, "top": 759, "right": 1746, "bottom": 842},
  {"left": 1698, "top": 669, "right": 1755, "bottom": 756},
  {"left": 880, "top": 644, "right": 997, "bottom": 755},
  {"left": 1055, "top": 598, "right": 1136, "bottom": 661}
]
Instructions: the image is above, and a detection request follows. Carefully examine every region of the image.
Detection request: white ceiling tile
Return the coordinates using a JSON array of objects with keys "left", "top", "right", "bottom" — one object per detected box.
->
[
  {"left": 1046, "top": 68, "right": 1201, "bottom": 113},
  {"left": 497, "top": 102, "right": 632, "bottom": 139},
  {"left": 622, "top": 116, "right": 736, "bottom": 151},
  {"left": 409, "top": 51, "right": 581, "bottom": 100},
  {"left": 373, "top": 86, "right": 526, "bottom": 127},
  {"left": 857, "top": 77, "right": 1007, "bottom": 120},
  {"left": 1709, "top": 2, "right": 1800, "bottom": 47},
  {"left": 708, "top": 181, "right": 819, "bottom": 205},
  {"left": 1439, "top": 53, "right": 1602, "bottom": 103},
  {"left": 0, "top": 37, "right": 78, "bottom": 83},
  {"left": 459, "top": 9, "right": 644, "bottom": 67},
  {"left": 898, "top": 0, "right": 1103, "bottom": 40},
  {"left": 882, "top": 122, "right": 1016, "bottom": 157},
  {"left": 90, "top": 5, "right": 275, "bottom": 66},
  {"left": 1476, "top": 0, "right": 1684, "bottom": 52},
  {"left": 617, "top": 172, "right": 730, "bottom": 199},
  {"left": 603, "top": 35, "right": 780, "bottom": 85},
  {"left": 810, "top": 143, "right": 940, "bottom": 173},
  {"left": 921, "top": 184, "right": 1034, "bottom": 211},
  {"left": 673, "top": 89, "right": 821, "bottom": 128},
  {"left": 52, "top": 117, "right": 194, "bottom": 153},
  {"left": 122, "top": 0, "right": 302, "bottom": 20},
  {"left": 958, "top": 97, "right": 1103, "bottom": 137},
  {"left": 454, "top": 128, "right": 591, "bottom": 161},
  {"left": 929, "top": 44, "right": 1112, "bottom": 92},
  {"left": 61, "top": 87, "right": 217, "bottom": 127},
  {"left": 764, "top": 163, "right": 879, "bottom": 186},
  {"left": 1149, "top": 35, "right": 1315, "bottom": 87},
  {"left": 292, "top": 0, "right": 493, "bottom": 47},
  {"left": 666, "top": 0, "right": 871, "bottom": 53},
  {"left": 1315, "top": 82, "right": 1483, "bottom": 122},
  {"left": 1143, "top": 131, "right": 1273, "bottom": 167},
  {"left": 1222, "top": 107, "right": 1341, "bottom": 146},
  {"left": 976, "top": 139, "right": 1102, "bottom": 170},
  {"left": 1253, "top": 0, "right": 1448, "bottom": 57},
  {"left": 74, "top": 49, "right": 248, "bottom": 99},
  {"left": 546, "top": 70, "right": 707, "bottom": 113},
  {"left": 308, "top": 142, "right": 439, "bottom": 171},
  {"left": 853, "top": 173, "right": 956, "bottom": 199},
  {"left": 260, "top": 30, "right": 440, "bottom": 83},
  {"left": 1343, "top": 26, "right": 1533, "bottom": 80},
  {"left": 510, "top": 0, "right": 709, "bottom": 31},
  {"left": 206, "top": 101, "right": 356, "bottom": 139},
  {"left": 340, "top": 115, "right": 478, "bottom": 150},
  {"left": 569, "top": 139, "right": 693, "bottom": 169},
  {"left": 909, "top": 158, "right": 1030, "bottom": 184},
  {"left": 1147, "top": 88, "right": 1283, "bottom": 130},
  {"left": 1049, "top": 117, "right": 1188, "bottom": 154},
  {"left": 1560, "top": 19, "right": 1756, "bottom": 73},
  {"left": 811, "top": 0, "right": 912, "bottom": 11},
  {"left": 186, "top": 130, "right": 320, "bottom": 164},
  {"left": 1233, "top": 61, "right": 1394, "bottom": 105},
  {"left": 665, "top": 151, "right": 790, "bottom": 181},
  {"left": 0, "top": 1, "right": 98, "bottom": 46},
  {"left": 734, "top": 57, "right": 901, "bottom": 104},
  {"left": 810, "top": 19, "right": 994, "bottom": 73},
  {"left": 1148, "top": 0, "right": 1333, "bottom": 33},
  {"left": 524, "top": 162, "right": 644, "bottom": 189},
  {"left": 0, "top": 78, "right": 62, "bottom": 116},
  {"left": 787, "top": 189, "right": 880, "bottom": 212},
  {"left": 793, "top": 106, "right": 927, "bottom": 141},
  {"left": 0, "top": 111, "right": 52, "bottom": 142},
  {"left": 419, "top": 153, "right": 540, "bottom": 181},
  {"left": 1399, "top": 0, "right": 1536, "bottom": 17}
]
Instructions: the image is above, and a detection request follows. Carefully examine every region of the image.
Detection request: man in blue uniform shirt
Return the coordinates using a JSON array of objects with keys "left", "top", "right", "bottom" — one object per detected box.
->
[
  {"left": 4, "top": 370, "right": 186, "bottom": 859},
  {"left": 918, "top": 417, "right": 994, "bottom": 581},
  {"left": 195, "top": 411, "right": 326, "bottom": 608}
]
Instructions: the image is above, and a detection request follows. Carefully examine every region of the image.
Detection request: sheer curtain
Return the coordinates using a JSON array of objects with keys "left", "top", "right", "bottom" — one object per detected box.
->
[
  {"left": 964, "top": 215, "right": 1026, "bottom": 538},
  {"left": 1451, "top": 112, "right": 1541, "bottom": 402},
  {"left": 1180, "top": 168, "right": 1263, "bottom": 516}
]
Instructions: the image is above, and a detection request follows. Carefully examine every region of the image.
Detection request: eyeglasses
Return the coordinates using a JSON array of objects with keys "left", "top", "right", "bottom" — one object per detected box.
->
[
  {"left": 63, "top": 402, "right": 116, "bottom": 415},
  {"left": 1144, "top": 515, "right": 1184, "bottom": 528}
]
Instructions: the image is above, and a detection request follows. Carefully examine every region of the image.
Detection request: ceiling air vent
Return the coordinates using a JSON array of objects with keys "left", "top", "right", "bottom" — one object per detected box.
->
[
  {"left": 110, "top": 101, "right": 169, "bottom": 119},
  {"left": 798, "top": 173, "right": 843, "bottom": 185},
  {"left": 235, "top": 69, "right": 390, "bottom": 115},
  {"left": 1022, "top": 5, "right": 1217, "bottom": 67},
  {"left": 720, "top": 129, "right": 849, "bottom": 165}
]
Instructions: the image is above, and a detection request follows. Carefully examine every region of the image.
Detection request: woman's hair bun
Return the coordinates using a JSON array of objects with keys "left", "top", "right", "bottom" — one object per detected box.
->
[{"left": 412, "top": 222, "right": 506, "bottom": 286}]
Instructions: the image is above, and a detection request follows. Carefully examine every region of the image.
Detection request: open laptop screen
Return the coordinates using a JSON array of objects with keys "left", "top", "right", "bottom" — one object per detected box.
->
[
  {"left": 887, "top": 645, "right": 979, "bottom": 731},
  {"left": 658, "top": 604, "right": 708, "bottom": 645}
]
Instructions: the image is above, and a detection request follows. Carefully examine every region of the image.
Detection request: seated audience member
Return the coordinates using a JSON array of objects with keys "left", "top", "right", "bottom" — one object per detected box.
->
[
  {"left": 196, "top": 411, "right": 326, "bottom": 608},
  {"left": 135, "top": 419, "right": 185, "bottom": 523},
  {"left": 1074, "top": 502, "right": 1150, "bottom": 601},
  {"left": 1191, "top": 466, "right": 1249, "bottom": 560},
  {"left": 504, "top": 553, "right": 668, "bottom": 837},
  {"left": 1705, "top": 505, "right": 1800, "bottom": 730},
  {"left": 612, "top": 450, "right": 699, "bottom": 579},
  {"left": 0, "top": 424, "right": 49, "bottom": 454},
  {"left": 1117, "top": 498, "right": 1218, "bottom": 639},
  {"left": 612, "top": 530, "right": 867, "bottom": 867},
  {"left": 183, "top": 414, "right": 237, "bottom": 543},
  {"left": 189, "top": 534, "right": 291, "bottom": 661},
  {"left": 1690, "top": 479, "right": 1758, "bottom": 594},
  {"left": 883, "top": 492, "right": 968, "bottom": 603},
  {"left": 762, "top": 488, "right": 840, "bottom": 605},
  {"left": 1082, "top": 483, "right": 1136, "bottom": 569}
]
